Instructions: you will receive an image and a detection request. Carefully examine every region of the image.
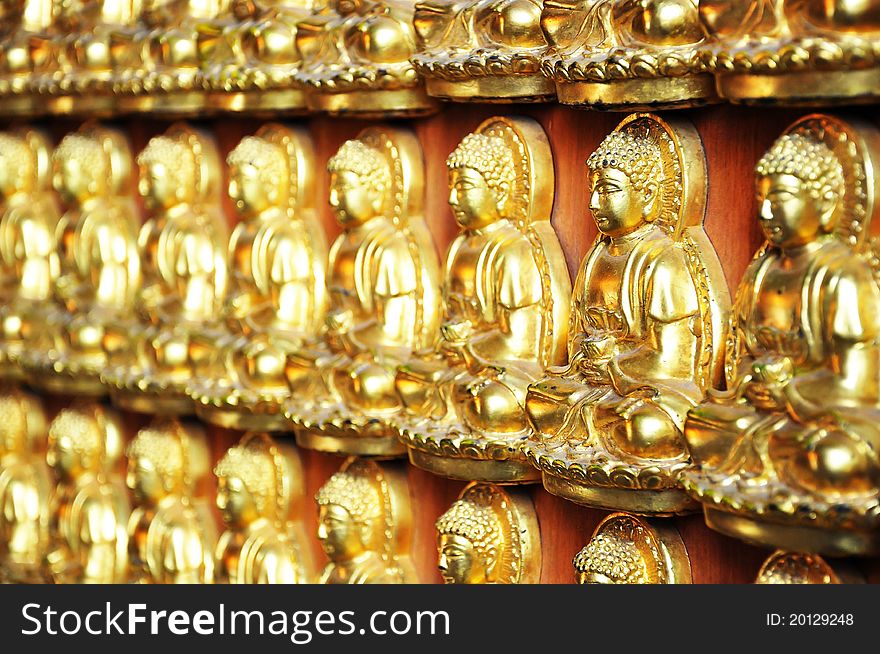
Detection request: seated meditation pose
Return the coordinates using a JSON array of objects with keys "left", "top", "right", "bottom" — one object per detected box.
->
[
  {"left": 523, "top": 113, "right": 730, "bottom": 514},
  {"left": 44, "top": 402, "right": 130, "bottom": 583},
  {"left": 682, "top": 115, "right": 880, "bottom": 556},
  {"left": 573, "top": 512, "right": 691, "bottom": 584},
  {"left": 540, "top": 0, "right": 715, "bottom": 109},
  {"left": 411, "top": 0, "right": 554, "bottom": 101},
  {"left": 126, "top": 419, "right": 216, "bottom": 583},
  {"left": 285, "top": 127, "right": 441, "bottom": 457},
  {"left": 23, "top": 124, "right": 140, "bottom": 395},
  {"left": 294, "top": 0, "right": 436, "bottom": 116},
  {"left": 0, "top": 0, "right": 55, "bottom": 116},
  {"left": 189, "top": 125, "right": 327, "bottom": 430},
  {"left": 395, "top": 116, "right": 571, "bottom": 483},
  {"left": 0, "top": 389, "right": 51, "bottom": 583},
  {"left": 315, "top": 457, "right": 417, "bottom": 584},
  {"left": 435, "top": 482, "right": 540, "bottom": 584},
  {"left": 214, "top": 432, "right": 314, "bottom": 584},
  {"left": 102, "top": 124, "right": 227, "bottom": 415},
  {"left": 0, "top": 128, "right": 60, "bottom": 380}
]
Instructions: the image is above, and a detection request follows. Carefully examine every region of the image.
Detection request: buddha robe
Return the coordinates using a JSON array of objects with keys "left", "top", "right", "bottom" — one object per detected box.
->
[
  {"left": 0, "top": 453, "right": 51, "bottom": 582},
  {"left": 216, "top": 522, "right": 304, "bottom": 584}
]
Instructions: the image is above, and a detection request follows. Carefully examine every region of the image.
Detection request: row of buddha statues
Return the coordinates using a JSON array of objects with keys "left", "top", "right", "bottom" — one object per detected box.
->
[
  {"left": 0, "top": 0, "right": 878, "bottom": 118},
  {"left": 0, "top": 387, "right": 864, "bottom": 584},
  {"left": 0, "top": 108, "right": 879, "bottom": 570}
]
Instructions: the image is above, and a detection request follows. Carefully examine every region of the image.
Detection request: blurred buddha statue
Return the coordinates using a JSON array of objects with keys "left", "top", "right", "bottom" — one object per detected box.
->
[
  {"left": 411, "top": 0, "right": 555, "bottom": 102},
  {"left": 698, "top": 0, "right": 880, "bottom": 105},
  {"left": 683, "top": 115, "right": 880, "bottom": 556},
  {"left": 573, "top": 512, "right": 691, "bottom": 584},
  {"left": 214, "top": 432, "right": 314, "bottom": 583},
  {"left": 103, "top": 123, "right": 226, "bottom": 415},
  {"left": 45, "top": 402, "right": 129, "bottom": 584},
  {"left": 315, "top": 458, "right": 417, "bottom": 583},
  {"left": 112, "top": 0, "right": 230, "bottom": 114},
  {"left": 22, "top": 124, "right": 139, "bottom": 396},
  {"left": 435, "top": 482, "right": 540, "bottom": 584},
  {"left": 0, "top": 127, "right": 60, "bottom": 381},
  {"left": 190, "top": 125, "right": 327, "bottom": 431},
  {"left": 198, "top": 0, "right": 313, "bottom": 112},
  {"left": 126, "top": 419, "right": 216, "bottom": 583},
  {"left": 541, "top": 0, "right": 716, "bottom": 109},
  {"left": 286, "top": 127, "right": 441, "bottom": 457},
  {"left": 523, "top": 113, "right": 729, "bottom": 514},
  {"left": 0, "top": 388, "right": 51, "bottom": 583},
  {"left": 396, "top": 116, "right": 570, "bottom": 483},
  {"left": 294, "top": 0, "right": 437, "bottom": 116},
  {"left": 0, "top": 0, "right": 55, "bottom": 116}
]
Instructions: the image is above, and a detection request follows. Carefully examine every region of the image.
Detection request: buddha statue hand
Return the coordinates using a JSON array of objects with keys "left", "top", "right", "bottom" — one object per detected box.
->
[
  {"left": 577, "top": 331, "right": 620, "bottom": 385},
  {"left": 746, "top": 355, "right": 795, "bottom": 411}
]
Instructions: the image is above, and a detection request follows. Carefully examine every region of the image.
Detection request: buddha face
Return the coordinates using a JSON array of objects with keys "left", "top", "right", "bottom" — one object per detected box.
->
[
  {"left": 317, "top": 504, "right": 367, "bottom": 560},
  {"left": 126, "top": 456, "right": 166, "bottom": 504},
  {"left": 0, "top": 159, "right": 27, "bottom": 198},
  {"left": 47, "top": 436, "right": 88, "bottom": 480},
  {"left": 329, "top": 170, "right": 381, "bottom": 226},
  {"left": 139, "top": 161, "right": 183, "bottom": 211},
  {"left": 228, "top": 163, "right": 270, "bottom": 216},
  {"left": 448, "top": 166, "right": 502, "bottom": 230},
  {"left": 589, "top": 167, "right": 656, "bottom": 238},
  {"left": 437, "top": 533, "right": 488, "bottom": 584},
  {"left": 757, "top": 173, "right": 835, "bottom": 249},
  {"left": 216, "top": 474, "right": 260, "bottom": 528},
  {"left": 55, "top": 156, "right": 102, "bottom": 205}
]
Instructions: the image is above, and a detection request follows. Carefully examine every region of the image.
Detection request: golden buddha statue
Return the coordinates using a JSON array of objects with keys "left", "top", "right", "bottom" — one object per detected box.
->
[
  {"left": 540, "top": 0, "right": 717, "bottom": 109},
  {"left": 198, "top": 0, "right": 313, "bottom": 112},
  {"left": 126, "top": 419, "right": 216, "bottom": 583},
  {"left": 0, "top": 388, "right": 51, "bottom": 583},
  {"left": 294, "top": 0, "right": 438, "bottom": 116},
  {"left": 523, "top": 113, "right": 730, "bottom": 514},
  {"left": 286, "top": 127, "right": 441, "bottom": 457},
  {"left": 682, "top": 115, "right": 880, "bottom": 556},
  {"left": 411, "top": 0, "right": 555, "bottom": 101},
  {"left": 22, "top": 124, "right": 140, "bottom": 396},
  {"left": 0, "top": 127, "right": 60, "bottom": 382},
  {"left": 103, "top": 123, "right": 226, "bottom": 415},
  {"left": 395, "top": 116, "right": 571, "bottom": 483},
  {"left": 214, "top": 432, "right": 315, "bottom": 583},
  {"left": 190, "top": 125, "right": 327, "bottom": 431},
  {"left": 0, "top": 0, "right": 55, "bottom": 116},
  {"left": 573, "top": 512, "right": 691, "bottom": 583},
  {"left": 315, "top": 457, "right": 417, "bottom": 583},
  {"left": 45, "top": 402, "right": 130, "bottom": 584},
  {"left": 435, "top": 482, "right": 540, "bottom": 583},
  {"left": 699, "top": 0, "right": 880, "bottom": 105},
  {"left": 755, "top": 550, "right": 862, "bottom": 584}
]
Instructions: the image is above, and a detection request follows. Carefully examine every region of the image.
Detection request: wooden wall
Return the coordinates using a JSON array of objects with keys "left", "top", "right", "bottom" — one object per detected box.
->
[{"left": 28, "top": 100, "right": 880, "bottom": 584}]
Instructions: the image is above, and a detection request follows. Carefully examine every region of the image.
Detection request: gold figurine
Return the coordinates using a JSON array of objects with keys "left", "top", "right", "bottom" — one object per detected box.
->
[
  {"left": 541, "top": 0, "right": 717, "bottom": 110},
  {"left": 682, "top": 115, "right": 880, "bottom": 556},
  {"left": 699, "top": 0, "right": 880, "bottom": 106},
  {"left": 190, "top": 125, "right": 327, "bottom": 430},
  {"left": 573, "top": 512, "right": 691, "bottom": 583},
  {"left": 0, "top": 0, "right": 55, "bottom": 116},
  {"left": 126, "top": 419, "right": 216, "bottom": 583},
  {"left": 411, "top": 0, "right": 555, "bottom": 102},
  {"left": 523, "top": 113, "right": 730, "bottom": 514},
  {"left": 294, "top": 0, "right": 438, "bottom": 116},
  {"left": 0, "top": 128, "right": 60, "bottom": 381},
  {"left": 103, "top": 123, "right": 227, "bottom": 415},
  {"left": 214, "top": 432, "right": 315, "bottom": 583},
  {"left": 287, "top": 127, "right": 441, "bottom": 457},
  {"left": 435, "top": 482, "right": 540, "bottom": 583},
  {"left": 45, "top": 402, "right": 130, "bottom": 584},
  {"left": 315, "top": 457, "right": 418, "bottom": 583},
  {"left": 0, "top": 388, "right": 51, "bottom": 583},
  {"left": 395, "top": 116, "right": 571, "bottom": 483},
  {"left": 23, "top": 124, "right": 140, "bottom": 396},
  {"left": 755, "top": 550, "right": 862, "bottom": 584}
]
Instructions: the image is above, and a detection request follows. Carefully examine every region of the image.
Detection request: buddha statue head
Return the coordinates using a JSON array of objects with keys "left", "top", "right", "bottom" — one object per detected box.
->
[
  {"left": 327, "top": 139, "right": 392, "bottom": 226},
  {"left": 0, "top": 389, "right": 47, "bottom": 457},
  {"left": 0, "top": 133, "right": 37, "bottom": 198},
  {"left": 47, "top": 403, "right": 124, "bottom": 482},
  {"left": 126, "top": 420, "right": 210, "bottom": 506},
  {"left": 754, "top": 132, "right": 845, "bottom": 250},
  {"left": 137, "top": 134, "right": 198, "bottom": 211},
  {"left": 586, "top": 129, "right": 664, "bottom": 239},
  {"left": 52, "top": 133, "right": 110, "bottom": 206},
  {"left": 315, "top": 465, "right": 384, "bottom": 561},
  {"left": 227, "top": 135, "right": 289, "bottom": 218},
  {"left": 446, "top": 133, "right": 516, "bottom": 230},
  {"left": 573, "top": 513, "right": 691, "bottom": 584}
]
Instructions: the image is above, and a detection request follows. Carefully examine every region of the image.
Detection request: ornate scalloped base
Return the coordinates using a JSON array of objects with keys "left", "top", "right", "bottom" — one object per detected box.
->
[
  {"left": 718, "top": 68, "right": 880, "bottom": 106},
  {"left": 110, "top": 386, "right": 194, "bottom": 415},
  {"left": 193, "top": 391, "right": 290, "bottom": 431},
  {"left": 295, "top": 427, "right": 405, "bottom": 458},
  {"left": 424, "top": 74, "right": 556, "bottom": 103},
  {"left": 115, "top": 91, "right": 207, "bottom": 117},
  {"left": 704, "top": 506, "right": 880, "bottom": 557},
  {"left": 542, "top": 471, "right": 697, "bottom": 515},
  {"left": 29, "top": 366, "right": 106, "bottom": 397},
  {"left": 306, "top": 88, "right": 439, "bottom": 118},
  {"left": 209, "top": 89, "right": 308, "bottom": 115},
  {"left": 407, "top": 447, "right": 539, "bottom": 484},
  {"left": 555, "top": 74, "right": 717, "bottom": 111}
]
